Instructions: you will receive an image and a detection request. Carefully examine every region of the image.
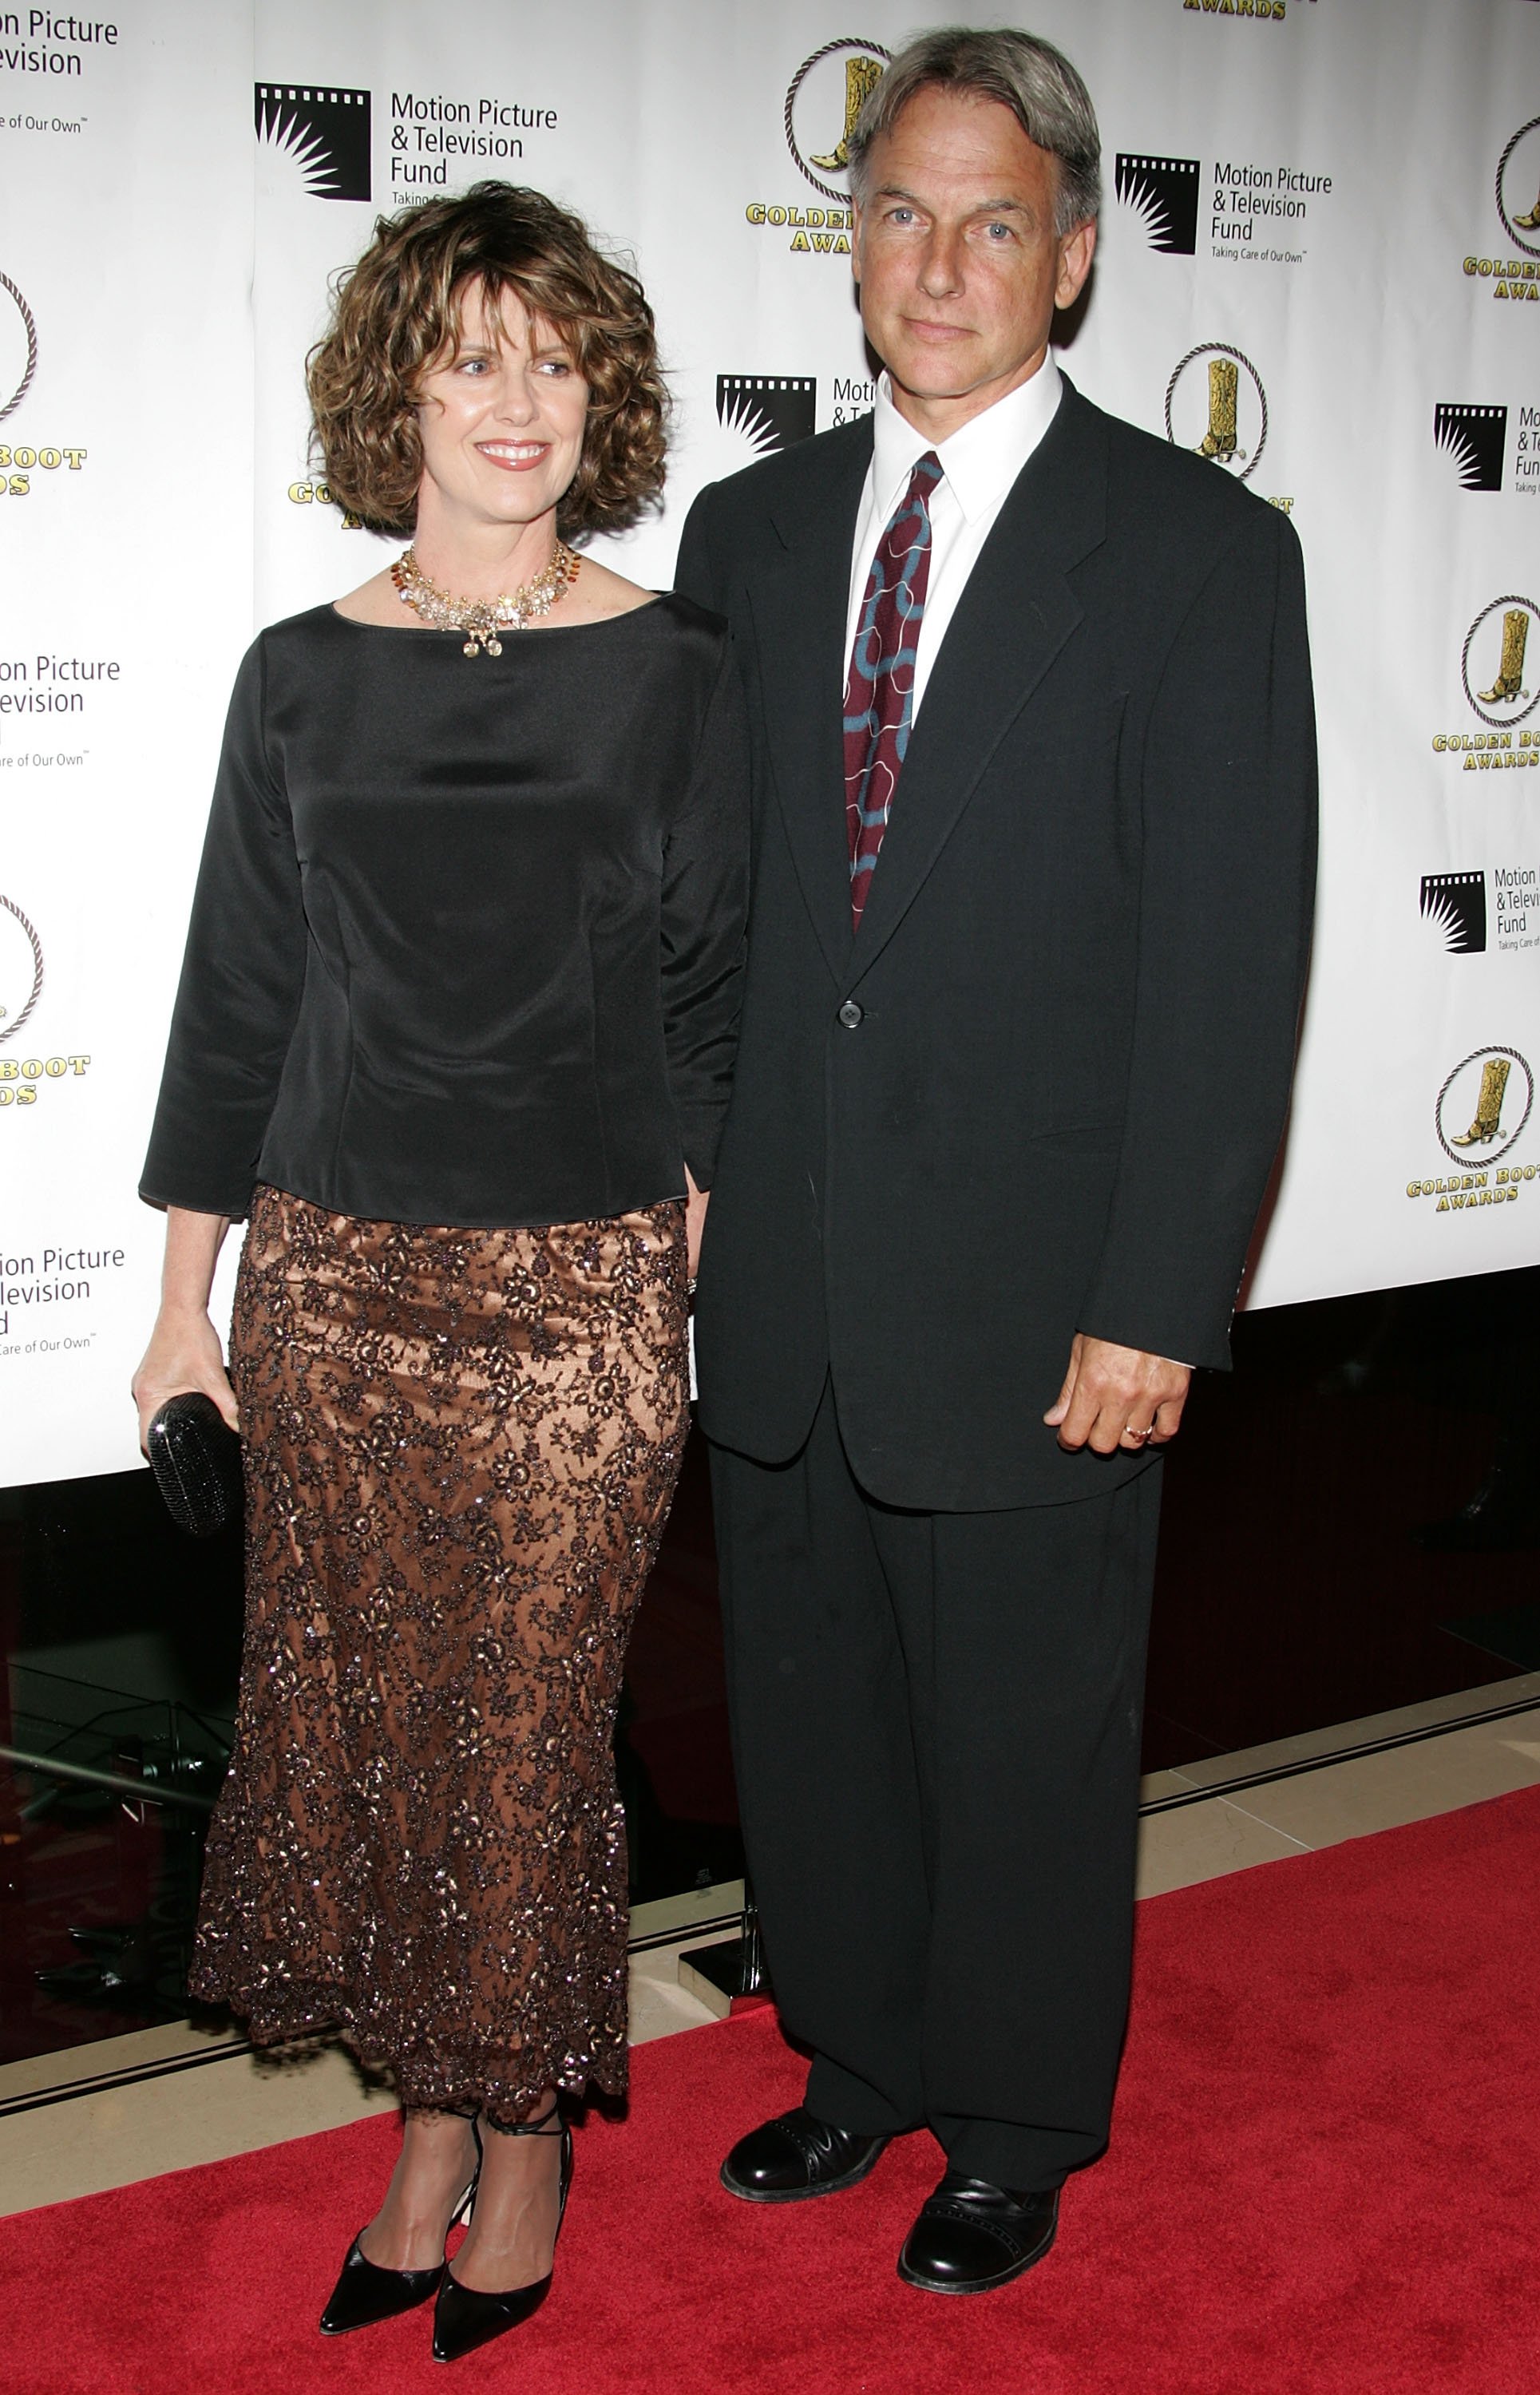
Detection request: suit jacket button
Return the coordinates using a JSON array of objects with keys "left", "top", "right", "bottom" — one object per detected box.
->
[{"left": 838, "top": 1000, "right": 864, "bottom": 1029}]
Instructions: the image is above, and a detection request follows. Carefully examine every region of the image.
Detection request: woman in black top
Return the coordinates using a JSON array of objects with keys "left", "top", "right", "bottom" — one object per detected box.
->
[{"left": 133, "top": 184, "right": 746, "bottom": 2364}]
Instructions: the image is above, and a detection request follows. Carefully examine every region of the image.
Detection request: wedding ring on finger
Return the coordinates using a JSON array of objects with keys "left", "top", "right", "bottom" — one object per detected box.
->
[{"left": 1124, "top": 1425, "right": 1152, "bottom": 1444}]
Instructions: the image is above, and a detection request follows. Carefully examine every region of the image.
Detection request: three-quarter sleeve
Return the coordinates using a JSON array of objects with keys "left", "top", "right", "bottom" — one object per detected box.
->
[
  {"left": 140, "top": 637, "right": 307, "bottom": 1218},
  {"left": 659, "top": 643, "right": 750, "bottom": 1191}
]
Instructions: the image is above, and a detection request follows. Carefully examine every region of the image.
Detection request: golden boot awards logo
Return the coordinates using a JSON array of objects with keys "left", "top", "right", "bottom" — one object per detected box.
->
[
  {"left": 745, "top": 38, "right": 891, "bottom": 257},
  {"left": 1464, "top": 597, "right": 1538, "bottom": 726},
  {"left": 0, "top": 273, "right": 86, "bottom": 501},
  {"left": 1407, "top": 1045, "right": 1536, "bottom": 1214},
  {"left": 1430, "top": 595, "right": 1540, "bottom": 771},
  {"left": 1460, "top": 117, "right": 1540, "bottom": 301},
  {"left": 287, "top": 474, "right": 362, "bottom": 530},
  {"left": 1, "top": 272, "right": 35, "bottom": 423},
  {"left": 1164, "top": 344, "right": 1268, "bottom": 481},
  {"left": 1181, "top": 0, "right": 1288, "bottom": 19},
  {"left": 786, "top": 39, "right": 886, "bottom": 198},
  {"left": 1496, "top": 117, "right": 1540, "bottom": 260},
  {"left": 0, "top": 895, "right": 42, "bottom": 1047},
  {"left": 1436, "top": 1047, "right": 1532, "bottom": 1166},
  {"left": 0, "top": 897, "right": 90, "bottom": 1110},
  {"left": 0, "top": 896, "right": 88, "bottom": 1110}
]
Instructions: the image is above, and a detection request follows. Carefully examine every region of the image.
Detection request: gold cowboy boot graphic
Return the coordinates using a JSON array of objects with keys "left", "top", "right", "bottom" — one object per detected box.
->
[
  {"left": 1195, "top": 358, "right": 1245, "bottom": 465},
  {"left": 1514, "top": 180, "right": 1540, "bottom": 232},
  {"left": 1478, "top": 608, "right": 1530, "bottom": 706},
  {"left": 810, "top": 54, "right": 884, "bottom": 172},
  {"left": 1449, "top": 1056, "right": 1511, "bottom": 1148}
]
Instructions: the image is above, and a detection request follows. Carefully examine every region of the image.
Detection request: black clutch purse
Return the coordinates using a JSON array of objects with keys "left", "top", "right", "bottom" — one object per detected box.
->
[{"left": 145, "top": 1391, "right": 243, "bottom": 1538}]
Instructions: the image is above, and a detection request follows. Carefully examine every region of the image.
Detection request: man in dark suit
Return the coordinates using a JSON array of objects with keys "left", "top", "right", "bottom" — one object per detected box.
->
[{"left": 675, "top": 26, "right": 1315, "bottom": 2296}]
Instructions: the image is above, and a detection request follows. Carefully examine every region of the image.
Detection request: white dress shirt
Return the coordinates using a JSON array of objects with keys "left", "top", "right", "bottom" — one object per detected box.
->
[{"left": 845, "top": 355, "right": 1063, "bottom": 717}]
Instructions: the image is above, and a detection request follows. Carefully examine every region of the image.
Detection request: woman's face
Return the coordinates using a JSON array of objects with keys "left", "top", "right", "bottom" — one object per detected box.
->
[{"left": 414, "top": 282, "right": 589, "bottom": 538}]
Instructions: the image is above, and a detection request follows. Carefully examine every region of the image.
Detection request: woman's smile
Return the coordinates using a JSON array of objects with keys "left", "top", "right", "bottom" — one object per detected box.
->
[{"left": 474, "top": 438, "right": 552, "bottom": 471}]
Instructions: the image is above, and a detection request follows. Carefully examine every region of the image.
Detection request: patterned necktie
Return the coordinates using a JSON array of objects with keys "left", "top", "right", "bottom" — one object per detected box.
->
[{"left": 843, "top": 450, "right": 943, "bottom": 931}]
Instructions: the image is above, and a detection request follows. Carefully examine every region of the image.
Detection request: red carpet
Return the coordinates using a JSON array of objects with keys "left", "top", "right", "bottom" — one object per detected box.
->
[{"left": 6, "top": 1787, "right": 1540, "bottom": 2395}]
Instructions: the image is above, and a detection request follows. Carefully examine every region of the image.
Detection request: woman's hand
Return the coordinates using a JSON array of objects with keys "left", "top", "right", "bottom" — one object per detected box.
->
[
  {"left": 132, "top": 1205, "right": 236, "bottom": 1451},
  {"left": 684, "top": 1166, "right": 709, "bottom": 1288},
  {"left": 133, "top": 1308, "right": 240, "bottom": 1453}
]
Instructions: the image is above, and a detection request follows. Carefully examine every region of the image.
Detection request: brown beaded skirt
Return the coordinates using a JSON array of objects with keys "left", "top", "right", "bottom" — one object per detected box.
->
[{"left": 188, "top": 1183, "right": 690, "bottom": 2123}]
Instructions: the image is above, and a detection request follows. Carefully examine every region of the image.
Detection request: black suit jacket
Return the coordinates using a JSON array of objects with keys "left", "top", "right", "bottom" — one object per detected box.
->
[{"left": 675, "top": 377, "right": 1316, "bottom": 1510}]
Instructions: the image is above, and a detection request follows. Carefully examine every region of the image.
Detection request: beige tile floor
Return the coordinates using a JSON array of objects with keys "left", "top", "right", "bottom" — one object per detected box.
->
[{"left": 2, "top": 1674, "right": 1537, "bottom": 2219}]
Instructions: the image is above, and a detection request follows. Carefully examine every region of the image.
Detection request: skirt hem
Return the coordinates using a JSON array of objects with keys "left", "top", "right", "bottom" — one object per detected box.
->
[{"left": 187, "top": 1968, "right": 629, "bottom": 2121}]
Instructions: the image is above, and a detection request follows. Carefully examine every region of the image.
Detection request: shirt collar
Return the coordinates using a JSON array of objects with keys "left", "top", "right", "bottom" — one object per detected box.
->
[{"left": 869, "top": 352, "right": 1063, "bottom": 524}]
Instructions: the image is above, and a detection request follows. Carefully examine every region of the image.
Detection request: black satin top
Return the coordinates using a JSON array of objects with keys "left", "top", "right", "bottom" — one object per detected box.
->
[{"left": 141, "top": 594, "right": 748, "bottom": 1228}]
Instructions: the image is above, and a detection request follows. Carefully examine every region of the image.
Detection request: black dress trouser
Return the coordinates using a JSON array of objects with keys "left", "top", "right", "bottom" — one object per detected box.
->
[{"left": 708, "top": 1381, "right": 1162, "bottom": 2194}]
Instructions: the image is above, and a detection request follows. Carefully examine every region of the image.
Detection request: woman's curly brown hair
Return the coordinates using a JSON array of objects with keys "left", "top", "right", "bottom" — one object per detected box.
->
[{"left": 307, "top": 181, "right": 669, "bottom": 541}]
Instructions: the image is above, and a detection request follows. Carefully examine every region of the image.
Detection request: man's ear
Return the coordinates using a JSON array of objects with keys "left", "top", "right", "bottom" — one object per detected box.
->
[
  {"left": 851, "top": 197, "right": 864, "bottom": 291},
  {"left": 1055, "top": 215, "right": 1097, "bottom": 311}
]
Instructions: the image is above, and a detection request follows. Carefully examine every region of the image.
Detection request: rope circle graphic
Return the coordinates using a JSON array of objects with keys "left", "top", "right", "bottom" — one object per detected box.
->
[
  {"left": 1460, "top": 594, "right": 1540, "bottom": 730},
  {"left": 1435, "top": 1044, "right": 1534, "bottom": 1170},
  {"left": 0, "top": 272, "right": 38, "bottom": 426},
  {"left": 0, "top": 893, "right": 44, "bottom": 1047},
  {"left": 785, "top": 37, "right": 892, "bottom": 206},
  {"left": 1163, "top": 342, "right": 1269, "bottom": 484},
  {"left": 1495, "top": 116, "right": 1540, "bottom": 261}
]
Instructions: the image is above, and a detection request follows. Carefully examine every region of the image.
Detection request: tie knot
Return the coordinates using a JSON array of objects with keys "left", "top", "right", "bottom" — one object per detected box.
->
[{"left": 910, "top": 451, "right": 943, "bottom": 495}]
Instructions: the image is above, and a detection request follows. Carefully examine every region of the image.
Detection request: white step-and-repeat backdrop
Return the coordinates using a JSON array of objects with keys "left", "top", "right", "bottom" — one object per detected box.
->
[{"left": 2, "top": 0, "right": 1538, "bottom": 1485}]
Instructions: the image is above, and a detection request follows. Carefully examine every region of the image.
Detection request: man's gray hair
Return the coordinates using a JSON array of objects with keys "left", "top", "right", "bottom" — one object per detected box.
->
[{"left": 848, "top": 26, "right": 1102, "bottom": 234}]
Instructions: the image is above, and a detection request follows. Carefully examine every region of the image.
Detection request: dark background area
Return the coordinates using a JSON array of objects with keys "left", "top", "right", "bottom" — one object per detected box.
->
[{"left": 2, "top": 1267, "right": 1534, "bottom": 2067}]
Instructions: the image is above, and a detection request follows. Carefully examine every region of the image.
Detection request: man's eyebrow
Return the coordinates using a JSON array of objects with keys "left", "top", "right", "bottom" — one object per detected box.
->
[{"left": 869, "top": 184, "right": 1035, "bottom": 218}]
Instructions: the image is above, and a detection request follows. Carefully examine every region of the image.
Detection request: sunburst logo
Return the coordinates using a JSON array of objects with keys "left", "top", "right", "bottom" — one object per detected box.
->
[
  {"left": 716, "top": 376, "right": 816, "bottom": 459},
  {"left": 255, "top": 84, "right": 371, "bottom": 202},
  {"left": 1433, "top": 403, "right": 1507, "bottom": 493},
  {"left": 1114, "top": 154, "right": 1200, "bottom": 255},
  {"left": 703, "top": 375, "right": 817, "bottom": 479},
  {"left": 1419, "top": 870, "right": 1487, "bottom": 956}
]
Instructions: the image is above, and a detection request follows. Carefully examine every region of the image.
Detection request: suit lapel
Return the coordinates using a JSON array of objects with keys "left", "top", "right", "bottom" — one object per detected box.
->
[
  {"left": 746, "top": 422, "right": 872, "bottom": 986},
  {"left": 849, "top": 384, "right": 1110, "bottom": 984}
]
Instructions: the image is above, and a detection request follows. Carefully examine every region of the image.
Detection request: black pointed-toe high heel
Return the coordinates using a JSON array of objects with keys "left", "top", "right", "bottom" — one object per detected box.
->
[
  {"left": 431, "top": 2104, "right": 572, "bottom": 2365},
  {"left": 319, "top": 2143, "right": 481, "bottom": 2338}
]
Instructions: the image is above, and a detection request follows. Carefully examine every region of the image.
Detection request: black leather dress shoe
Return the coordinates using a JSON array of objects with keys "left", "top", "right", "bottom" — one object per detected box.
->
[
  {"left": 897, "top": 2173, "right": 1059, "bottom": 2295},
  {"left": 720, "top": 2107, "right": 889, "bottom": 2203}
]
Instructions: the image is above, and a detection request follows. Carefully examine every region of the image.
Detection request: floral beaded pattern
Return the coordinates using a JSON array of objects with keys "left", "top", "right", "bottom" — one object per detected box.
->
[{"left": 189, "top": 1185, "right": 690, "bottom": 2124}]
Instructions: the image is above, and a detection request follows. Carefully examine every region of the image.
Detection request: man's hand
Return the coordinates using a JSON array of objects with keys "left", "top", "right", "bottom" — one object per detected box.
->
[{"left": 1044, "top": 1334, "right": 1191, "bottom": 1455}]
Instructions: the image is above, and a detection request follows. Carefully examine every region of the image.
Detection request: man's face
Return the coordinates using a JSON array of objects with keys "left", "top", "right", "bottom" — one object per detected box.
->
[{"left": 852, "top": 85, "right": 1096, "bottom": 439}]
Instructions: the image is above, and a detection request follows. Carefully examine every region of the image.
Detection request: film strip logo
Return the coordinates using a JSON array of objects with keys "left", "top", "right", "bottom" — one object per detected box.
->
[
  {"left": 1419, "top": 871, "right": 1487, "bottom": 956},
  {"left": 1114, "top": 154, "right": 1200, "bottom": 255},
  {"left": 255, "top": 83, "right": 371, "bottom": 200},
  {"left": 715, "top": 375, "right": 818, "bottom": 458},
  {"left": 1434, "top": 403, "right": 1507, "bottom": 493}
]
